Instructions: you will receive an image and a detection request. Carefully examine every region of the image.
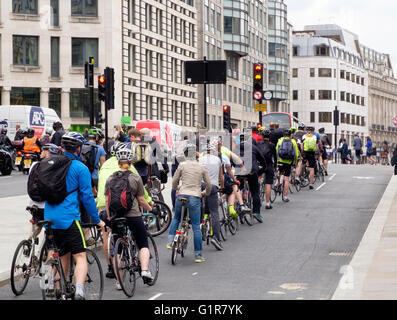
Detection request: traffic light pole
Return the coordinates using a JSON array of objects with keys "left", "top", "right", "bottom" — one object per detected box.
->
[
  {"left": 88, "top": 57, "right": 95, "bottom": 127},
  {"left": 203, "top": 56, "right": 208, "bottom": 128}
]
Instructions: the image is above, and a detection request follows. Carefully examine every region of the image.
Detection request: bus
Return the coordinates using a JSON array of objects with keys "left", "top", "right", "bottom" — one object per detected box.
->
[{"left": 261, "top": 112, "right": 305, "bottom": 130}]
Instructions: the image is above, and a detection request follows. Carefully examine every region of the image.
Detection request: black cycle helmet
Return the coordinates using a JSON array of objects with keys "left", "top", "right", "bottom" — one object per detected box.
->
[
  {"left": 61, "top": 132, "right": 85, "bottom": 151},
  {"left": 26, "top": 128, "right": 35, "bottom": 138},
  {"left": 283, "top": 129, "right": 292, "bottom": 137},
  {"left": 53, "top": 121, "right": 63, "bottom": 131},
  {"left": 261, "top": 129, "right": 271, "bottom": 138}
]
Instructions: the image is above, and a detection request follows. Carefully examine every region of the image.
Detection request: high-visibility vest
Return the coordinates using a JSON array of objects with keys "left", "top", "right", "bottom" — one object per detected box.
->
[{"left": 24, "top": 136, "right": 40, "bottom": 153}]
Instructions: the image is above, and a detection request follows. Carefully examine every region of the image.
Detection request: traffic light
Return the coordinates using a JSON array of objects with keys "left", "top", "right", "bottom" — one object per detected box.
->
[
  {"left": 253, "top": 63, "right": 264, "bottom": 101},
  {"left": 98, "top": 75, "right": 106, "bottom": 102},
  {"left": 257, "top": 123, "right": 262, "bottom": 130},
  {"left": 105, "top": 67, "right": 115, "bottom": 110},
  {"left": 223, "top": 105, "right": 231, "bottom": 133}
]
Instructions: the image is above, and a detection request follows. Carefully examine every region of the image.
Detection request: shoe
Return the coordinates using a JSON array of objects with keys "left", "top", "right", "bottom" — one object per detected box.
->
[
  {"left": 85, "top": 237, "right": 95, "bottom": 247},
  {"left": 265, "top": 204, "right": 273, "bottom": 210},
  {"left": 253, "top": 213, "right": 263, "bottom": 223},
  {"left": 166, "top": 243, "right": 173, "bottom": 250},
  {"left": 295, "top": 178, "right": 300, "bottom": 184},
  {"left": 74, "top": 293, "right": 85, "bottom": 300},
  {"left": 229, "top": 206, "right": 238, "bottom": 219},
  {"left": 309, "top": 185, "right": 314, "bottom": 190},
  {"left": 195, "top": 256, "right": 206, "bottom": 263},
  {"left": 141, "top": 270, "right": 154, "bottom": 285},
  {"left": 283, "top": 197, "right": 290, "bottom": 202},
  {"left": 106, "top": 265, "right": 116, "bottom": 279},
  {"left": 210, "top": 237, "right": 223, "bottom": 251},
  {"left": 240, "top": 205, "right": 251, "bottom": 212},
  {"left": 115, "top": 282, "right": 122, "bottom": 290},
  {"left": 325, "top": 171, "right": 328, "bottom": 176}
]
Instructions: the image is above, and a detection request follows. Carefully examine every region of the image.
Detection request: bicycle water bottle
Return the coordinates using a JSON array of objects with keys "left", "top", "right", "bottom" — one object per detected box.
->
[{"left": 39, "top": 266, "right": 49, "bottom": 290}]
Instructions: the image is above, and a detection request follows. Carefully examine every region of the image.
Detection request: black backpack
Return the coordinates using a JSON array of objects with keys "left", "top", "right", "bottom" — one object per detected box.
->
[
  {"left": 28, "top": 155, "right": 78, "bottom": 204},
  {"left": 80, "top": 143, "right": 98, "bottom": 174},
  {"left": 107, "top": 171, "right": 134, "bottom": 219},
  {"left": 278, "top": 138, "right": 296, "bottom": 161}
]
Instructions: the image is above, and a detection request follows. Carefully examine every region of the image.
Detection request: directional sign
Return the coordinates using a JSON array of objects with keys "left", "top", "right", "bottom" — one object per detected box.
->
[{"left": 255, "top": 104, "right": 267, "bottom": 112}]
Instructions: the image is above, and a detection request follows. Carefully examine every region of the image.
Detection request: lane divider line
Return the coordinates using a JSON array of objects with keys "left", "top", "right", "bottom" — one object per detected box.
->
[
  {"left": 329, "top": 173, "right": 336, "bottom": 181},
  {"left": 316, "top": 182, "right": 326, "bottom": 191},
  {"left": 149, "top": 293, "right": 163, "bottom": 300}
]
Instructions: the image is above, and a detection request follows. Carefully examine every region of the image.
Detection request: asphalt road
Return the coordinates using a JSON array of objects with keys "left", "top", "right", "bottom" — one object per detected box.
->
[{"left": 0, "top": 163, "right": 393, "bottom": 300}]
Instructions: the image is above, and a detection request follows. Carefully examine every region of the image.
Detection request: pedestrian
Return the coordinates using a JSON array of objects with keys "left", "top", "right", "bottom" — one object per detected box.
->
[
  {"left": 50, "top": 121, "right": 65, "bottom": 147},
  {"left": 353, "top": 133, "right": 363, "bottom": 164},
  {"left": 114, "top": 124, "right": 127, "bottom": 142},
  {"left": 381, "top": 141, "right": 390, "bottom": 165},
  {"left": 366, "top": 137, "right": 376, "bottom": 165},
  {"left": 339, "top": 138, "right": 349, "bottom": 164}
]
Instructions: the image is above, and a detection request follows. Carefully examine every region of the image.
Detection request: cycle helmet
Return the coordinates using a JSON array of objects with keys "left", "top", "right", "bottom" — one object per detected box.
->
[
  {"left": 45, "top": 129, "right": 53, "bottom": 136},
  {"left": 290, "top": 127, "right": 297, "bottom": 134},
  {"left": 52, "top": 121, "right": 63, "bottom": 131},
  {"left": 306, "top": 126, "right": 315, "bottom": 132},
  {"left": 42, "top": 143, "right": 62, "bottom": 155},
  {"left": 61, "top": 132, "right": 85, "bottom": 150},
  {"left": 206, "top": 143, "right": 216, "bottom": 153},
  {"left": 261, "top": 129, "right": 271, "bottom": 138},
  {"left": 110, "top": 141, "right": 127, "bottom": 156},
  {"left": 26, "top": 128, "right": 35, "bottom": 138},
  {"left": 318, "top": 127, "right": 325, "bottom": 133},
  {"left": 116, "top": 148, "right": 135, "bottom": 163}
]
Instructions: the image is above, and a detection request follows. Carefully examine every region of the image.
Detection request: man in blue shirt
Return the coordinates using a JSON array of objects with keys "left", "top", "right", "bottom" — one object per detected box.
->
[{"left": 44, "top": 132, "right": 105, "bottom": 300}]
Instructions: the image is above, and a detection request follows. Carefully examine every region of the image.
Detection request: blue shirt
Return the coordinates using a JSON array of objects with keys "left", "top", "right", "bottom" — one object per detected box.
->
[
  {"left": 87, "top": 141, "right": 106, "bottom": 180},
  {"left": 44, "top": 152, "right": 100, "bottom": 230}
]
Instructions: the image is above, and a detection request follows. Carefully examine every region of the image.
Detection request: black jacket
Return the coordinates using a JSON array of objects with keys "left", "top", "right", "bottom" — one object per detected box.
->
[
  {"left": 270, "top": 128, "right": 284, "bottom": 146},
  {"left": 51, "top": 129, "right": 65, "bottom": 147},
  {"left": 257, "top": 140, "right": 277, "bottom": 167}
]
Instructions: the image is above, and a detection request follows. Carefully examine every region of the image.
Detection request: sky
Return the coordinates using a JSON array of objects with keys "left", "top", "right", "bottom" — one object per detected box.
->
[{"left": 284, "top": 0, "right": 397, "bottom": 72}]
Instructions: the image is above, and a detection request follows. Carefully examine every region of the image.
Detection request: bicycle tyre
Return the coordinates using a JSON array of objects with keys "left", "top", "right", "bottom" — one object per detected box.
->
[
  {"left": 219, "top": 205, "right": 228, "bottom": 241},
  {"left": 171, "top": 240, "right": 179, "bottom": 265},
  {"left": 146, "top": 200, "right": 172, "bottom": 237},
  {"left": 244, "top": 213, "right": 254, "bottom": 226},
  {"left": 84, "top": 248, "right": 104, "bottom": 300},
  {"left": 294, "top": 179, "right": 301, "bottom": 192},
  {"left": 228, "top": 217, "right": 238, "bottom": 235},
  {"left": 10, "top": 240, "right": 32, "bottom": 296},
  {"left": 146, "top": 233, "right": 159, "bottom": 286},
  {"left": 114, "top": 238, "right": 136, "bottom": 297},
  {"left": 41, "top": 259, "right": 66, "bottom": 300}
]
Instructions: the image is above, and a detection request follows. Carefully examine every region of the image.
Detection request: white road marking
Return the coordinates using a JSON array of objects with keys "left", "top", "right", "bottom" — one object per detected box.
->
[
  {"left": 149, "top": 293, "right": 163, "bottom": 300},
  {"left": 353, "top": 176, "right": 374, "bottom": 180},
  {"left": 267, "top": 291, "right": 286, "bottom": 295},
  {"left": 279, "top": 283, "right": 308, "bottom": 291},
  {"left": 192, "top": 272, "right": 198, "bottom": 276},
  {"left": 316, "top": 182, "right": 326, "bottom": 191},
  {"left": 329, "top": 173, "right": 336, "bottom": 181}
]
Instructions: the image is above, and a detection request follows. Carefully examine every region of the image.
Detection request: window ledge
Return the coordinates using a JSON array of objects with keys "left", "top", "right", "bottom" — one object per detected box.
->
[
  {"left": 10, "top": 13, "right": 40, "bottom": 21},
  {"left": 10, "top": 65, "right": 42, "bottom": 73},
  {"left": 48, "top": 26, "right": 62, "bottom": 31},
  {"left": 69, "top": 66, "right": 98, "bottom": 74},
  {"left": 49, "top": 77, "right": 63, "bottom": 82},
  {"left": 69, "top": 15, "right": 101, "bottom": 24}
]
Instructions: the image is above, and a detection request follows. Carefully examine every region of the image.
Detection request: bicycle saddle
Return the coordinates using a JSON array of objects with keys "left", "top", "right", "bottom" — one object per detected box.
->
[
  {"left": 178, "top": 197, "right": 190, "bottom": 204},
  {"left": 112, "top": 217, "right": 127, "bottom": 223}
]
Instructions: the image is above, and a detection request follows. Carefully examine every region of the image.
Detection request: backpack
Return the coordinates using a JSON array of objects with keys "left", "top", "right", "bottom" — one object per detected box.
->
[
  {"left": 107, "top": 171, "right": 134, "bottom": 219},
  {"left": 130, "top": 141, "right": 150, "bottom": 164},
  {"left": 80, "top": 143, "right": 98, "bottom": 174},
  {"left": 303, "top": 134, "right": 317, "bottom": 152},
  {"left": 29, "top": 155, "right": 78, "bottom": 204},
  {"left": 278, "top": 138, "right": 295, "bottom": 161}
]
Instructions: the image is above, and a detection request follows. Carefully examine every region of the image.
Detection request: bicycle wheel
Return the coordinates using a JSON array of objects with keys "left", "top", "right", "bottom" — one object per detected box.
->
[
  {"left": 319, "top": 164, "right": 325, "bottom": 182},
  {"left": 244, "top": 191, "right": 254, "bottom": 226},
  {"left": 10, "top": 240, "right": 32, "bottom": 296},
  {"left": 294, "top": 179, "right": 301, "bottom": 192},
  {"left": 219, "top": 205, "right": 228, "bottom": 241},
  {"left": 171, "top": 238, "right": 179, "bottom": 265},
  {"left": 41, "top": 259, "right": 66, "bottom": 300},
  {"left": 114, "top": 238, "right": 136, "bottom": 297},
  {"left": 146, "top": 233, "right": 159, "bottom": 286},
  {"left": 146, "top": 200, "right": 172, "bottom": 237},
  {"left": 84, "top": 249, "right": 104, "bottom": 300},
  {"left": 228, "top": 216, "right": 238, "bottom": 235}
]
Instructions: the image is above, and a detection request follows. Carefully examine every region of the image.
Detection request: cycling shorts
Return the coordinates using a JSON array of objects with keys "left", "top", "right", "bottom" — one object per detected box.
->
[
  {"left": 278, "top": 163, "right": 292, "bottom": 177},
  {"left": 52, "top": 220, "right": 86, "bottom": 257},
  {"left": 264, "top": 166, "right": 275, "bottom": 184},
  {"left": 303, "top": 151, "right": 316, "bottom": 168},
  {"left": 112, "top": 216, "right": 149, "bottom": 252},
  {"left": 321, "top": 149, "right": 328, "bottom": 161}
]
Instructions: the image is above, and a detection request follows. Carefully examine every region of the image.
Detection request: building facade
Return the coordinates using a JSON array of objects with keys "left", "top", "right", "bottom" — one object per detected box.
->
[{"left": 291, "top": 25, "right": 369, "bottom": 147}]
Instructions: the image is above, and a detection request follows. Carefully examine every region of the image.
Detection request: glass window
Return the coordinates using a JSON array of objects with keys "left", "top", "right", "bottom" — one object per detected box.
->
[
  {"left": 310, "top": 112, "right": 315, "bottom": 123},
  {"left": 319, "top": 112, "right": 332, "bottom": 123},
  {"left": 293, "top": 90, "right": 298, "bottom": 100},
  {"left": 13, "top": 36, "right": 39, "bottom": 66},
  {"left": 13, "top": 0, "right": 38, "bottom": 14},
  {"left": 49, "top": 88, "right": 61, "bottom": 117},
  {"left": 71, "top": 38, "right": 98, "bottom": 67},
  {"left": 310, "top": 68, "right": 315, "bottom": 77},
  {"left": 71, "top": 0, "right": 98, "bottom": 17},
  {"left": 318, "top": 90, "right": 332, "bottom": 100},
  {"left": 10, "top": 87, "right": 40, "bottom": 105},
  {"left": 70, "top": 88, "right": 99, "bottom": 118},
  {"left": 51, "top": 37, "right": 60, "bottom": 78},
  {"left": 310, "top": 90, "right": 315, "bottom": 100},
  {"left": 340, "top": 91, "right": 345, "bottom": 101},
  {"left": 50, "top": 0, "right": 59, "bottom": 27},
  {"left": 318, "top": 68, "right": 332, "bottom": 77},
  {"left": 292, "top": 68, "right": 298, "bottom": 78},
  {"left": 340, "top": 70, "right": 345, "bottom": 79}
]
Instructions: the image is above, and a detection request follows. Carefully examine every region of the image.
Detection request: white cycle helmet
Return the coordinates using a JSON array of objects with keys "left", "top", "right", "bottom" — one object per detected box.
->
[{"left": 116, "top": 148, "right": 136, "bottom": 163}]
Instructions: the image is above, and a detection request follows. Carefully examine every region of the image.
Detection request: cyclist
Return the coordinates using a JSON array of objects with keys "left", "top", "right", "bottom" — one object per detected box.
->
[
  {"left": 199, "top": 143, "right": 224, "bottom": 251},
  {"left": 105, "top": 148, "right": 155, "bottom": 288},
  {"left": 50, "top": 121, "right": 65, "bottom": 147},
  {"left": 257, "top": 129, "right": 277, "bottom": 209},
  {"left": 292, "top": 126, "right": 306, "bottom": 183},
  {"left": 251, "top": 125, "right": 263, "bottom": 144},
  {"left": 44, "top": 132, "right": 105, "bottom": 300},
  {"left": 269, "top": 122, "right": 284, "bottom": 146},
  {"left": 276, "top": 129, "right": 299, "bottom": 202},
  {"left": 97, "top": 141, "right": 154, "bottom": 279},
  {"left": 233, "top": 132, "right": 267, "bottom": 223},
  {"left": 302, "top": 126, "right": 319, "bottom": 190},
  {"left": 319, "top": 128, "right": 331, "bottom": 175},
  {"left": 22, "top": 128, "right": 42, "bottom": 158},
  {"left": 168, "top": 144, "right": 212, "bottom": 263},
  {"left": 0, "top": 128, "right": 13, "bottom": 152}
]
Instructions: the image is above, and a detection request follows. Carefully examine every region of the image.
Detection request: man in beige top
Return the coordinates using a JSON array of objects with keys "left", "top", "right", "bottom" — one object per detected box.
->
[{"left": 168, "top": 144, "right": 212, "bottom": 263}]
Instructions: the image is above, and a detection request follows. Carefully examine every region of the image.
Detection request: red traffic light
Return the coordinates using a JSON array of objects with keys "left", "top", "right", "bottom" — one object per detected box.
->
[
  {"left": 257, "top": 123, "right": 262, "bottom": 129},
  {"left": 254, "top": 64, "right": 263, "bottom": 72},
  {"left": 223, "top": 105, "right": 229, "bottom": 111},
  {"left": 98, "top": 75, "right": 105, "bottom": 84}
]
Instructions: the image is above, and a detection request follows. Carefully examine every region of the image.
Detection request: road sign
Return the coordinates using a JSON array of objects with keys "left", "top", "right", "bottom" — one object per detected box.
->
[
  {"left": 263, "top": 91, "right": 273, "bottom": 100},
  {"left": 255, "top": 104, "right": 267, "bottom": 112},
  {"left": 185, "top": 60, "right": 227, "bottom": 84},
  {"left": 253, "top": 91, "right": 263, "bottom": 100}
]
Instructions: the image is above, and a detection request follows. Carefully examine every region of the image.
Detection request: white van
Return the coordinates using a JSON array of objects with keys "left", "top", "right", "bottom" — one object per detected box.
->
[{"left": 0, "top": 105, "right": 61, "bottom": 140}]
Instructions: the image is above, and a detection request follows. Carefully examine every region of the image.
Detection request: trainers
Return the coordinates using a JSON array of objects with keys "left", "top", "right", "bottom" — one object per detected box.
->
[
  {"left": 229, "top": 206, "right": 238, "bottom": 219},
  {"left": 106, "top": 265, "right": 115, "bottom": 279},
  {"left": 265, "top": 204, "right": 273, "bottom": 210},
  {"left": 115, "top": 282, "right": 122, "bottom": 290},
  {"left": 85, "top": 237, "right": 95, "bottom": 247},
  {"left": 74, "top": 293, "right": 85, "bottom": 300},
  {"left": 195, "top": 256, "right": 206, "bottom": 263},
  {"left": 240, "top": 205, "right": 251, "bottom": 212},
  {"left": 309, "top": 185, "right": 314, "bottom": 190},
  {"left": 141, "top": 270, "right": 154, "bottom": 285},
  {"left": 166, "top": 243, "right": 173, "bottom": 250},
  {"left": 253, "top": 213, "right": 263, "bottom": 223},
  {"left": 283, "top": 197, "right": 290, "bottom": 202},
  {"left": 210, "top": 237, "right": 223, "bottom": 251}
]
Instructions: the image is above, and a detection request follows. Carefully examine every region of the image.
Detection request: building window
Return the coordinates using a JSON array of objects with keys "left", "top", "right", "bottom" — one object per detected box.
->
[
  {"left": 310, "top": 68, "right": 315, "bottom": 77},
  {"left": 226, "top": 53, "right": 239, "bottom": 79},
  {"left": 10, "top": 87, "right": 40, "bottom": 105},
  {"left": 50, "top": 0, "right": 59, "bottom": 27},
  {"left": 292, "top": 68, "right": 298, "bottom": 78},
  {"left": 356, "top": 75, "right": 360, "bottom": 84},
  {"left": 71, "top": 0, "right": 98, "bottom": 17},
  {"left": 341, "top": 113, "right": 345, "bottom": 124},
  {"left": 346, "top": 114, "right": 350, "bottom": 124},
  {"left": 292, "top": 90, "right": 298, "bottom": 100},
  {"left": 340, "top": 91, "right": 345, "bottom": 101},
  {"left": 315, "top": 45, "right": 329, "bottom": 56},
  {"left": 70, "top": 88, "right": 98, "bottom": 118},
  {"left": 310, "top": 112, "right": 315, "bottom": 122},
  {"left": 293, "top": 112, "right": 298, "bottom": 119},
  {"left": 319, "top": 112, "right": 332, "bottom": 123},
  {"left": 346, "top": 72, "right": 350, "bottom": 81},
  {"left": 361, "top": 97, "right": 365, "bottom": 106},
  {"left": 224, "top": 16, "right": 240, "bottom": 34},
  {"left": 340, "top": 70, "right": 345, "bottom": 79},
  {"left": 351, "top": 74, "right": 355, "bottom": 82},
  {"left": 293, "top": 46, "right": 298, "bottom": 56},
  {"left": 318, "top": 90, "right": 332, "bottom": 100},
  {"left": 51, "top": 37, "right": 60, "bottom": 78},
  {"left": 49, "top": 88, "right": 61, "bottom": 117},
  {"left": 71, "top": 38, "right": 98, "bottom": 67},
  {"left": 13, "top": 0, "right": 38, "bottom": 14},
  {"left": 13, "top": 36, "right": 39, "bottom": 66},
  {"left": 310, "top": 90, "right": 315, "bottom": 100},
  {"left": 361, "top": 77, "right": 365, "bottom": 86},
  {"left": 318, "top": 68, "right": 332, "bottom": 77},
  {"left": 346, "top": 93, "right": 351, "bottom": 102}
]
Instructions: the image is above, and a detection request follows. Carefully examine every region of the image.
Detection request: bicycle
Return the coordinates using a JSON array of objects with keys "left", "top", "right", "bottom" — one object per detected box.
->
[
  {"left": 271, "top": 166, "right": 290, "bottom": 203},
  {"left": 142, "top": 199, "right": 172, "bottom": 237},
  {"left": 112, "top": 218, "right": 159, "bottom": 297},
  {"left": 171, "top": 198, "right": 191, "bottom": 265},
  {"left": 39, "top": 220, "right": 104, "bottom": 300},
  {"left": 10, "top": 206, "right": 48, "bottom": 296},
  {"left": 290, "top": 166, "right": 301, "bottom": 192},
  {"left": 218, "top": 191, "right": 237, "bottom": 241},
  {"left": 236, "top": 175, "right": 255, "bottom": 226},
  {"left": 315, "top": 159, "right": 325, "bottom": 183}
]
